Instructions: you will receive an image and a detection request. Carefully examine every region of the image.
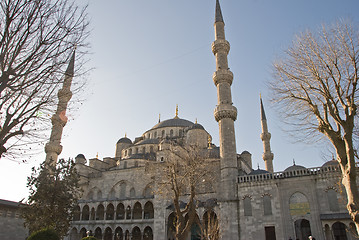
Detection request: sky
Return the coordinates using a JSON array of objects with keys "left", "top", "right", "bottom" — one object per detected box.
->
[{"left": 1, "top": 0, "right": 359, "bottom": 202}]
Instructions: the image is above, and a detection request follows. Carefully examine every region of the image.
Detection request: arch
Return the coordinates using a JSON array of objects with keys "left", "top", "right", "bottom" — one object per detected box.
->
[
  {"left": 294, "top": 219, "right": 311, "bottom": 240},
  {"left": 188, "top": 214, "right": 201, "bottom": 240},
  {"left": 130, "top": 187, "right": 136, "bottom": 198},
  {"left": 125, "top": 230, "right": 130, "bottom": 240},
  {"left": 87, "top": 190, "right": 94, "bottom": 200},
  {"left": 104, "top": 227, "right": 113, "bottom": 240},
  {"left": 96, "top": 204, "right": 105, "bottom": 220},
  {"left": 79, "top": 228, "right": 87, "bottom": 238},
  {"left": 94, "top": 227, "right": 102, "bottom": 240},
  {"left": 150, "top": 146, "right": 154, "bottom": 153},
  {"left": 109, "top": 188, "right": 116, "bottom": 200},
  {"left": 115, "top": 227, "right": 124, "bottom": 240},
  {"left": 349, "top": 222, "right": 358, "bottom": 237},
  {"left": 73, "top": 205, "right": 80, "bottom": 221},
  {"left": 162, "top": 130, "right": 165, "bottom": 138},
  {"left": 170, "top": 129, "right": 174, "bottom": 137},
  {"left": 332, "top": 222, "right": 348, "bottom": 240},
  {"left": 327, "top": 188, "right": 339, "bottom": 212},
  {"left": 203, "top": 210, "right": 219, "bottom": 240},
  {"left": 144, "top": 201, "right": 154, "bottom": 219},
  {"left": 69, "top": 227, "right": 78, "bottom": 240},
  {"left": 129, "top": 149, "right": 132, "bottom": 155},
  {"left": 263, "top": 194, "right": 272, "bottom": 215},
  {"left": 106, "top": 203, "right": 115, "bottom": 220},
  {"left": 143, "top": 226, "right": 153, "bottom": 240},
  {"left": 116, "top": 203, "right": 125, "bottom": 220},
  {"left": 81, "top": 205, "right": 90, "bottom": 220},
  {"left": 290, "top": 192, "right": 310, "bottom": 216},
  {"left": 324, "top": 224, "right": 332, "bottom": 240},
  {"left": 142, "top": 147, "right": 146, "bottom": 153},
  {"left": 143, "top": 184, "right": 154, "bottom": 198},
  {"left": 167, "top": 212, "right": 177, "bottom": 240},
  {"left": 154, "top": 132, "right": 157, "bottom": 138},
  {"left": 90, "top": 207, "right": 95, "bottom": 220},
  {"left": 126, "top": 205, "right": 132, "bottom": 219},
  {"left": 131, "top": 226, "right": 141, "bottom": 240},
  {"left": 120, "top": 182, "right": 127, "bottom": 198},
  {"left": 97, "top": 190, "right": 103, "bottom": 200},
  {"left": 133, "top": 202, "right": 142, "bottom": 219},
  {"left": 243, "top": 197, "right": 252, "bottom": 216}
]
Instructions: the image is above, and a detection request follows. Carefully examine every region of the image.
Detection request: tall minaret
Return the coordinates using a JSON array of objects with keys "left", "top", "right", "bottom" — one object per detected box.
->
[
  {"left": 212, "top": 1, "right": 239, "bottom": 239},
  {"left": 260, "top": 97, "right": 274, "bottom": 172},
  {"left": 44, "top": 51, "right": 75, "bottom": 166}
]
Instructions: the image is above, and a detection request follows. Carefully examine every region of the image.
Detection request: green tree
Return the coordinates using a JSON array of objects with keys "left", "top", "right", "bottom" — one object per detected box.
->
[
  {"left": 270, "top": 20, "right": 359, "bottom": 233},
  {"left": 0, "top": 0, "right": 89, "bottom": 160},
  {"left": 22, "top": 158, "right": 81, "bottom": 238}
]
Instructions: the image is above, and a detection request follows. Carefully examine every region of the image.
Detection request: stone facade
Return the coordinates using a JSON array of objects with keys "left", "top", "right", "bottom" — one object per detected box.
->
[
  {"left": 0, "top": 199, "right": 28, "bottom": 240},
  {"left": 67, "top": 1, "right": 358, "bottom": 240}
]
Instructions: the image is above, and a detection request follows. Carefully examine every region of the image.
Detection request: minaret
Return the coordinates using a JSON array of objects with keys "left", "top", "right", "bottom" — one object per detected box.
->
[
  {"left": 44, "top": 51, "right": 75, "bottom": 166},
  {"left": 260, "top": 97, "right": 274, "bottom": 172},
  {"left": 212, "top": 1, "right": 239, "bottom": 239}
]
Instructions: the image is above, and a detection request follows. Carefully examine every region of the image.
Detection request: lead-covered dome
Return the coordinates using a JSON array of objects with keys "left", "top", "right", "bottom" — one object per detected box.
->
[
  {"left": 151, "top": 118, "right": 194, "bottom": 130},
  {"left": 117, "top": 137, "right": 132, "bottom": 144},
  {"left": 284, "top": 164, "right": 307, "bottom": 172}
]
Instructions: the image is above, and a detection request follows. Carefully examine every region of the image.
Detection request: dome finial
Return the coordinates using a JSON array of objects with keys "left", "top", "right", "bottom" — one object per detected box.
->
[
  {"left": 159, "top": 113, "right": 161, "bottom": 123},
  {"left": 195, "top": 118, "right": 198, "bottom": 124},
  {"left": 125, "top": 132, "right": 127, "bottom": 138},
  {"left": 174, "top": 104, "right": 179, "bottom": 119},
  {"left": 208, "top": 135, "right": 213, "bottom": 149},
  {"left": 293, "top": 158, "right": 296, "bottom": 166}
]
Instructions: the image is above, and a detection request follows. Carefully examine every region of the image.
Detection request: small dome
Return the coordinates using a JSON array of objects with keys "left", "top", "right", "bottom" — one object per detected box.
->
[
  {"left": 75, "top": 154, "right": 86, "bottom": 159},
  {"left": 186, "top": 123, "right": 205, "bottom": 131},
  {"left": 284, "top": 164, "right": 307, "bottom": 172},
  {"left": 322, "top": 160, "right": 339, "bottom": 168},
  {"left": 241, "top": 150, "right": 251, "bottom": 155},
  {"left": 117, "top": 137, "right": 132, "bottom": 144},
  {"left": 249, "top": 168, "right": 270, "bottom": 175}
]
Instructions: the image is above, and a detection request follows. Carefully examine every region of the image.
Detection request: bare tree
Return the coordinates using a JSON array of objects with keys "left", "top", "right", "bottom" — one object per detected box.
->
[
  {"left": 0, "top": 0, "right": 90, "bottom": 160},
  {"left": 270, "top": 20, "right": 359, "bottom": 232},
  {"left": 150, "top": 140, "right": 218, "bottom": 240}
]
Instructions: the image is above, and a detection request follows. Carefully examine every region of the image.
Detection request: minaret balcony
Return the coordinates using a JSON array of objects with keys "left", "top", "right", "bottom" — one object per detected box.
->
[
  {"left": 212, "top": 39, "right": 230, "bottom": 55},
  {"left": 213, "top": 69, "right": 233, "bottom": 86},
  {"left": 214, "top": 104, "right": 237, "bottom": 122}
]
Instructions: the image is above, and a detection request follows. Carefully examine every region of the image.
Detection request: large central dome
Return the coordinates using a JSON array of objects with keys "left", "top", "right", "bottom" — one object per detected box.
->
[{"left": 151, "top": 118, "right": 195, "bottom": 130}]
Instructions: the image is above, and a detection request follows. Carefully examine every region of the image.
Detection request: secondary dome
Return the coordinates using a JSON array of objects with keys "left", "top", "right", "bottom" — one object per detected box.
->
[
  {"left": 186, "top": 123, "right": 205, "bottom": 131},
  {"left": 322, "top": 160, "right": 339, "bottom": 168},
  {"left": 151, "top": 118, "right": 194, "bottom": 130},
  {"left": 249, "top": 168, "right": 270, "bottom": 175},
  {"left": 284, "top": 164, "right": 307, "bottom": 172},
  {"left": 117, "top": 137, "right": 132, "bottom": 144}
]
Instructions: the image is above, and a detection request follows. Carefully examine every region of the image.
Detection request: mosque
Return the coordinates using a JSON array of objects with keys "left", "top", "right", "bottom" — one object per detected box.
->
[{"left": 63, "top": 1, "right": 357, "bottom": 240}]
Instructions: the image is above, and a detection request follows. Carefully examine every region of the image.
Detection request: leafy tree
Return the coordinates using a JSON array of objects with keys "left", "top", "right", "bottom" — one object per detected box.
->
[
  {"left": 22, "top": 158, "right": 81, "bottom": 238},
  {"left": 270, "top": 20, "right": 359, "bottom": 232},
  {"left": 150, "top": 140, "right": 218, "bottom": 240},
  {"left": 0, "top": 0, "right": 90, "bottom": 160},
  {"left": 81, "top": 237, "right": 97, "bottom": 240},
  {"left": 27, "top": 228, "right": 60, "bottom": 240}
]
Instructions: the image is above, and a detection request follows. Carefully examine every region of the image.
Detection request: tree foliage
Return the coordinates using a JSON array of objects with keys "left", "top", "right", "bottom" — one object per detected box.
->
[
  {"left": 150, "top": 140, "right": 219, "bottom": 240},
  {"left": 0, "top": 0, "right": 90, "bottom": 160},
  {"left": 27, "top": 228, "right": 60, "bottom": 240},
  {"left": 22, "top": 158, "right": 81, "bottom": 238},
  {"left": 270, "top": 20, "right": 359, "bottom": 232}
]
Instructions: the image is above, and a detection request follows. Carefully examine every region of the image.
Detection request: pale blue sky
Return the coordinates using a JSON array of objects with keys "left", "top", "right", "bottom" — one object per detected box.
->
[{"left": 1, "top": 0, "right": 359, "bottom": 202}]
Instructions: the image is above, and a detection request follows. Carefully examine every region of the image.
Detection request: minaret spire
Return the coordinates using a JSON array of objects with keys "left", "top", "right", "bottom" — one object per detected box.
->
[
  {"left": 212, "top": 1, "right": 239, "bottom": 239},
  {"left": 44, "top": 50, "right": 75, "bottom": 166},
  {"left": 260, "top": 96, "right": 274, "bottom": 172}
]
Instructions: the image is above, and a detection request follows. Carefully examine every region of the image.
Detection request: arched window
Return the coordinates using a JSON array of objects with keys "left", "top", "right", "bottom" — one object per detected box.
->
[
  {"left": 263, "top": 195, "right": 272, "bottom": 215},
  {"left": 116, "top": 203, "right": 125, "bottom": 220},
  {"left": 109, "top": 188, "right": 116, "bottom": 200},
  {"left": 143, "top": 226, "right": 153, "bottom": 240},
  {"left": 332, "top": 222, "right": 348, "bottom": 240},
  {"left": 130, "top": 187, "right": 136, "bottom": 198},
  {"left": 120, "top": 182, "right": 126, "bottom": 198},
  {"left": 129, "top": 149, "right": 132, "bottom": 155},
  {"left": 80, "top": 228, "right": 87, "bottom": 238},
  {"left": 290, "top": 192, "right": 310, "bottom": 216},
  {"left": 87, "top": 191, "right": 94, "bottom": 200},
  {"left": 96, "top": 204, "right": 104, "bottom": 220},
  {"left": 135, "top": 148, "right": 139, "bottom": 154},
  {"left": 70, "top": 228, "right": 78, "bottom": 240},
  {"left": 170, "top": 129, "right": 174, "bottom": 137},
  {"left": 144, "top": 185, "right": 153, "bottom": 198},
  {"left": 144, "top": 201, "right": 154, "bottom": 219},
  {"left": 115, "top": 227, "right": 123, "bottom": 240},
  {"left": 132, "top": 227, "right": 141, "bottom": 240},
  {"left": 81, "top": 205, "right": 89, "bottom": 220},
  {"left": 162, "top": 130, "right": 165, "bottom": 138},
  {"left": 104, "top": 227, "right": 112, "bottom": 240},
  {"left": 126, "top": 206, "right": 131, "bottom": 219},
  {"left": 179, "top": 129, "right": 183, "bottom": 137},
  {"left": 94, "top": 227, "right": 102, "bottom": 240},
  {"left": 243, "top": 197, "right": 252, "bottom": 216},
  {"left": 133, "top": 202, "right": 142, "bottom": 219},
  {"left": 167, "top": 212, "right": 176, "bottom": 240},
  {"left": 125, "top": 230, "right": 130, "bottom": 240},
  {"left": 203, "top": 210, "right": 219, "bottom": 239},
  {"left": 150, "top": 146, "right": 154, "bottom": 153},
  {"left": 154, "top": 132, "right": 157, "bottom": 138},
  {"left": 135, "top": 161, "right": 139, "bottom": 167},
  {"left": 327, "top": 189, "right": 339, "bottom": 212},
  {"left": 90, "top": 207, "right": 95, "bottom": 220},
  {"left": 106, "top": 204, "right": 115, "bottom": 220},
  {"left": 73, "top": 205, "right": 80, "bottom": 221},
  {"left": 142, "top": 147, "right": 146, "bottom": 153}
]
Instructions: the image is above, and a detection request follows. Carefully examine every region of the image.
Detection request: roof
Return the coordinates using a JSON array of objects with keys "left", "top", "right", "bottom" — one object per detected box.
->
[
  {"left": 134, "top": 138, "right": 159, "bottom": 146},
  {"left": 249, "top": 168, "right": 270, "bottom": 175},
  {"left": 186, "top": 123, "right": 205, "bottom": 131},
  {"left": 0, "top": 199, "right": 24, "bottom": 208},
  {"left": 117, "top": 137, "right": 132, "bottom": 144},
  {"left": 75, "top": 154, "right": 86, "bottom": 159},
  {"left": 215, "top": 0, "right": 224, "bottom": 23},
  {"left": 150, "top": 118, "right": 194, "bottom": 130},
  {"left": 322, "top": 160, "right": 339, "bottom": 168},
  {"left": 284, "top": 164, "right": 307, "bottom": 172}
]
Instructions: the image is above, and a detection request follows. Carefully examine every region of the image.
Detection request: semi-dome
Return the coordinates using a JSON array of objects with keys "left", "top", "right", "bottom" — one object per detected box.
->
[
  {"left": 75, "top": 153, "right": 86, "bottom": 159},
  {"left": 284, "top": 164, "right": 307, "bottom": 172},
  {"left": 117, "top": 137, "right": 132, "bottom": 144},
  {"left": 322, "top": 160, "right": 339, "bottom": 168},
  {"left": 151, "top": 118, "right": 194, "bottom": 130},
  {"left": 186, "top": 123, "right": 205, "bottom": 131},
  {"left": 134, "top": 138, "right": 159, "bottom": 145},
  {"left": 249, "top": 168, "right": 270, "bottom": 175}
]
